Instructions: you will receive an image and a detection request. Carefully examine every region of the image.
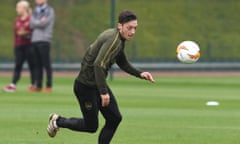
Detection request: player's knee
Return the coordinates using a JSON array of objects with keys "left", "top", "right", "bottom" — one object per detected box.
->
[
  {"left": 87, "top": 127, "right": 98, "bottom": 133},
  {"left": 87, "top": 123, "right": 98, "bottom": 133},
  {"left": 111, "top": 115, "right": 122, "bottom": 126},
  {"left": 116, "top": 115, "right": 122, "bottom": 124}
]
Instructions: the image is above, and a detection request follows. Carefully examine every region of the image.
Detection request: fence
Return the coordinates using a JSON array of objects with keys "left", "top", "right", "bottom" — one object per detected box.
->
[{"left": 1, "top": 62, "right": 240, "bottom": 72}]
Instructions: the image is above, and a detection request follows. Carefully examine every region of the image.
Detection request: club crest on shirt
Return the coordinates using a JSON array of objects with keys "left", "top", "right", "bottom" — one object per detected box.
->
[{"left": 85, "top": 102, "right": 93, "bottom": 110}]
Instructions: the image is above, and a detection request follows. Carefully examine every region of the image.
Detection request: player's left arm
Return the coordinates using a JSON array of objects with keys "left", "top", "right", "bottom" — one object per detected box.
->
[{"left": 116, "top": 51, "right": 155, "bottom": 83}]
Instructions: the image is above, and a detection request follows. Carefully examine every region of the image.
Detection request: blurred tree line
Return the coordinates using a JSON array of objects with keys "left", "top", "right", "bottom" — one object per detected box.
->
[{"left": 1, "top": 0, "right": 240, "bottom": 62}]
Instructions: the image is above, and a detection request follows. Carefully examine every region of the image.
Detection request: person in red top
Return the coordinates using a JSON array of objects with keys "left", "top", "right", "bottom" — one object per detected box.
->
[{"left": 3, "top": 0, "right": 35, "bottom": 93}]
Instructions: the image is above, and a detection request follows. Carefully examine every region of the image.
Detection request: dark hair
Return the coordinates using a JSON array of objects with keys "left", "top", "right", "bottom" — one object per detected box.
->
[{"left": 118, "top": 10, "right": 137, "bottom": 24}]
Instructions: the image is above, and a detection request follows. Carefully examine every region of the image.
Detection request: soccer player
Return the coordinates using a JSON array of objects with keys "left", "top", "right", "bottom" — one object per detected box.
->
[
  {"left": 2, "top": 0, "right": 35, "bottom": 93},
  {"left": 30, "top": 0, "right": 55, "bottom": 92},
  {"left": 47, "top": 10, "right": 155, "bottom": 144}
]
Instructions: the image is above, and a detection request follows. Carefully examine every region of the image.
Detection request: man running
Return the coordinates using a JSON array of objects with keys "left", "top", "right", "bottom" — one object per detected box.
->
[{"left": 47, "top": 10, "right": 155, "bottom": 144}]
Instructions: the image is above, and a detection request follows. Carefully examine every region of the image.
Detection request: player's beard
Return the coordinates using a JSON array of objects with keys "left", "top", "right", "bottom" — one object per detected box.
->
[{"left": 121, "top": 31, "right": 132, "bottom": 40}]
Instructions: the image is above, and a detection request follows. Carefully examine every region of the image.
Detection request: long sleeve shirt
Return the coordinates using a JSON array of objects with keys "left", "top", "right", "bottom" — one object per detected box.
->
[
  {"left": 76, "top": 28, "right": 142, "bottom": 94},
  {"left": 30, "top": 3, "right": 55, "bottom": 43},
  {"left": 14, "top": 16, "right": 32, "bottom": 47}
]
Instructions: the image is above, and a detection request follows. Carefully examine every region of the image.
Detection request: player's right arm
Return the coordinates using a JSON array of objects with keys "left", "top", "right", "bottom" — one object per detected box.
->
[
  {"left": 93, "top": 33, "right": 120, "bottom": 107},
  {"left": 93, "top": 32, "right": 120, "bottom": 99}
]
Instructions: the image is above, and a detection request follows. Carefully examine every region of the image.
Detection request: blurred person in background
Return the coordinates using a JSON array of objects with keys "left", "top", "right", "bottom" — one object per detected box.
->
[
  {"left": 3, "top": 0, "right": 35, "bottom": 93},
  {"left": 30, "top": 0, "right": 55, "bottom": 92}
]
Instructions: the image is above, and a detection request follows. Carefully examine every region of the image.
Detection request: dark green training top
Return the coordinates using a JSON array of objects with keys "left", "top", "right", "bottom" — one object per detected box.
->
[{"left": 76, "top": 28, "right": 142, "bottom": 94}]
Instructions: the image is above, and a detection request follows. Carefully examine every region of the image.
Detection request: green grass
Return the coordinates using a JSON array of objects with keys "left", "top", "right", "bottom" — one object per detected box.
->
[{"left": 0, "top": 75, "right": 240, "bottom": 144}]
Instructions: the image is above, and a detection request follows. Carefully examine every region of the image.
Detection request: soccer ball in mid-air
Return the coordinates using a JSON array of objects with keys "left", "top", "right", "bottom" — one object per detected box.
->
[{"left": 176, "top": 41, "right": 200, "bottom": 64}]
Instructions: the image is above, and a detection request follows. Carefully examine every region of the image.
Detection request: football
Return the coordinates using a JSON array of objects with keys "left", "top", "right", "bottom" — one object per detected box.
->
[{"left": 176, "top": 41, "right": 200, "bottom": 64}]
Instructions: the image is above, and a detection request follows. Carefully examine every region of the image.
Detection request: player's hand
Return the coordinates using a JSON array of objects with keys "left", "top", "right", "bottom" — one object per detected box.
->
[
  {"left": 140, "top": 72, "right": 155, "bottom": 83},
  {"left": 101, "top": 93, "right": 110, "bottom": 107}
]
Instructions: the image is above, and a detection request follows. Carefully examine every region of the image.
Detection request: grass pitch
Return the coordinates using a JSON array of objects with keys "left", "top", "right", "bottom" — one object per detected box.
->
[{"left": 0, "top": 74, "right": 240, "bottom": 144}]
